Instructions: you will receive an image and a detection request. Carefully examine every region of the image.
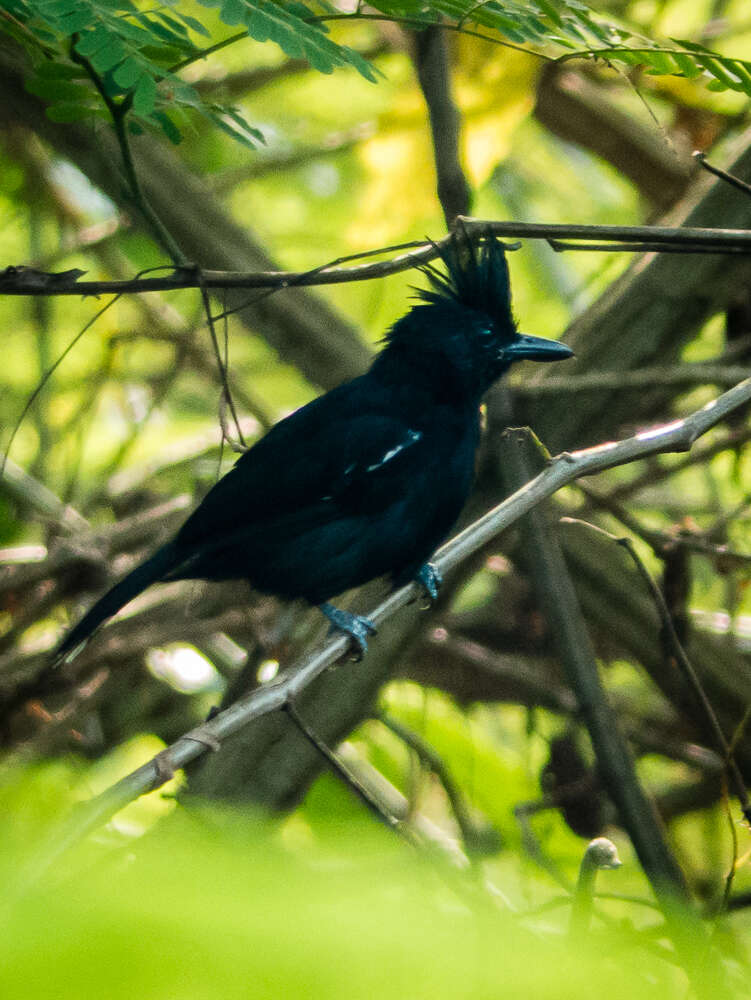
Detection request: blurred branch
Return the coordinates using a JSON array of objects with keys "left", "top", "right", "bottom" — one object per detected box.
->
[
  {"left": 498, "top": 427, "right": 692, "bottom": 912},
  {"left": 411, "top": 26, "right": 470, "bottom": 226},
  {"left": 379, "top": 710, "right": 501, "bottom": 856},
  {"left": 578, "top": 482, "right": 751, "bottom": 570},
  {"left": 209, "top": 123, "right": 375, "bottom": 194},
  {"left": 0, "top": 496, "right": 190, "bottom": 599},
  {"left": 605, "top": 424, "right": 751, "bottom": 503},
  {"left": 403, "top": 632, "right": 575, "bottom": 712},
  {"left": 513, "top": 364, "right": 751, "bottom": 395},
  {"left": 69, "top": 44, "right": 185, "bottom": 266},
  {"left": 562, "top": 518, "right": 751, "bottom": 826},
  {"left": 0, "top": 47, "right": 370, "bottom": 390},
  {"left": 0, "top": 457, "right": 89, "bottom": 534}
]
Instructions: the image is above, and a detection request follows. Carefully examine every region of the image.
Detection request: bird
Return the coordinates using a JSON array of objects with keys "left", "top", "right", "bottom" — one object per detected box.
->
[{"left": 53, "top": 230, "right": 573, "bottom": 664}]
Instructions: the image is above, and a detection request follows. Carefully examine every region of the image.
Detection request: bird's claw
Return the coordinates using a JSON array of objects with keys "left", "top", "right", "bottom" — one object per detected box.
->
[
  {"left": 319, "top": 603, "right": 377, "bottom": 661},
  {"left": 415, "top": 562, "right": 442, "bottom": 605}
]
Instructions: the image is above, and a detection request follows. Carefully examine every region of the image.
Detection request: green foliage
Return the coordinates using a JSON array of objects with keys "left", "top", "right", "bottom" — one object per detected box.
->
[
  {"left": 367, "top": 1, "right": 751, "bottom": 99},
  {"left": 592, "top": 40, "right": 751, "bottom": 95},
  {"left": 2, "top": 0, "right": 265, "bottom": 144},
  {"left": 4, "top": 0, "right": 751, "bottom": 153},
  {"left": 370, "top": 0, "right": 620, "bottom": 48},
  {"left": 197, "top": 0, "right": 379, "bottom": 80},
  {"left": 1, "top": 772, "right": 747, "bottom": 999}
]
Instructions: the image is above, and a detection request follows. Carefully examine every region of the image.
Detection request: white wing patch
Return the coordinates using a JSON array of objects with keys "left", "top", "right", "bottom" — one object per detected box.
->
[
  {"left": 366, "top": 428, "right": 422, "bottom": 472},
  {"left": 320, "top": 428, "right": 423, "bottom": 501}
]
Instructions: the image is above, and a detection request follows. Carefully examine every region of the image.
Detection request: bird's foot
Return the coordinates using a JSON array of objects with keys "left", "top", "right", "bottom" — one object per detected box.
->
[
  {"left": 415, "top": 562, "right": 442, "bottom": 605},
  {"left": 319, "top": 603, "right": 377, "bottom": 661}
]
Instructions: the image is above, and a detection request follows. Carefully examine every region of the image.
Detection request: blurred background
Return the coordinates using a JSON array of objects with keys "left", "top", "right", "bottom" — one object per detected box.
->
[{"left": 2, "top": 1, "right": 751, "bottom": 994}]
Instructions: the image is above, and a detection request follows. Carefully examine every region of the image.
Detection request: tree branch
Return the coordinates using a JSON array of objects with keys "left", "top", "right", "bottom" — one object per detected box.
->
[
  {"left": 3, "top": 220, "right": 751, "bottom": 297},
  {"left": 411, "top": 26, "right": 471, "bottom": 226},
  {"left": 32, "top": 376, "right": 751, "bottom": 861}
]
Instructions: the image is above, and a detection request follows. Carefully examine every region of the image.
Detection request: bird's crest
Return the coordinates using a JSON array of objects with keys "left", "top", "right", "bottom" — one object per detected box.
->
[{"left": 416, "top": 227, "right": 514, "bottom": 329}]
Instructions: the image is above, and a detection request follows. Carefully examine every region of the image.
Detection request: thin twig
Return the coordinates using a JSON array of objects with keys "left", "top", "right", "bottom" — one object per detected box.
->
[
  {"left": 195, "top": 269, "right": 246, "bottom": 448},
  {"left": 547, "top": 240, "right": 749, "bottom": 253},
  {"left": 283, "top": 700, "right": 400, "bottom": 832},
  {"left": 1, "top": 294, "right": 123, "bottom": 476},
  {"left": 578, "top": 482, "right": 751, "bottom": 569},
  {"left": 379, "top": 711, "right": 500, "bottom": 856},
  {"left": 69, "top": 44, "right": 185, "bottom": 265},
  {"left": 695, "top": 151, "right": 751, "bottom": 198}
]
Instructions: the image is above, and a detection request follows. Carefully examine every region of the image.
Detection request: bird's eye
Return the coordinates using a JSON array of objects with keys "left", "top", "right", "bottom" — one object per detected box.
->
[{"left": 477, "top": 325, "right": 495, "bottom": 344}]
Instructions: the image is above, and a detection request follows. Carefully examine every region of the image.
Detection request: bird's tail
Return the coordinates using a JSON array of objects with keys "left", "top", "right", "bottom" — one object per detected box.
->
[{"left": 53, "top": 541, "right": 179, "bottom": 663}]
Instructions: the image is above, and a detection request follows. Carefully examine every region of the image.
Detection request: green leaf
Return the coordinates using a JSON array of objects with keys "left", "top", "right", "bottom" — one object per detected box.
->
[
  {"left": 32, "top": 60, "right": 87, "bottom": 80},
  {"left": 670, "top": 53, "right": 703, "bottom": 79},
  {"left": 112, "top": 56, "right": 143, "bottom": 89},
  {"left": 222, "top": 105, "right": 265, "bottom": 143},
  {"left": 113, "top": 19, "right": 157, "bottom": 45},
  {"left": 26, "top": 76, "right": 91, "bottom": 101},
  {"left": 566, "top": 42, "right": 751, "bottom": 98},
  {"left": 152, "top": 109, "right": 182, "bottom": 144},
  {"left": 147, "top": 14, "right": 193, "bottom": 44},
  {"left": 197, "top": 0, "right": 378, "bottom": 81},
  {"left": 699, "top": 56, "right": 744, "bottom": 90},
  {"left": 56, "top": 8, "right": 97, "bottom": 34},
  {"left": 219, "top": 0, "right": 246, "bottom": 27},
  {"left": 641, "top": 50, "right": 675, "bottom": 74},
  {"left": 729, "top": 62, "right": 751, "bottom": 89},
  {"left": 89, "top": 38, "right": 128, "bottom": 74},
  {"left": 73, "top": 25, "right": 111, "bottom": 58},
  {"left": 212, "top": 115, "right": 261, "bottom": 148},
  {"left": 132, "top": 72, "right": 157, "bottom": 116},
  {"left": 342, "top": 47, "right": 379, "bottom": 83},
  {"left": 175, "top": 12, "right": 211, "bottom": 38},
  {"left": 46, "top": 100, "right": 97, "bottom": 122},
  {"left": 156, "top": 12, "right": 191, "bottom": 39}
]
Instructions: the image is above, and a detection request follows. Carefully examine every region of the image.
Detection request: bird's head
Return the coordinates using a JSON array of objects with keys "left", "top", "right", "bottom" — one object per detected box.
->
[{"left": 379, "top": 229, "right": 573, "bottom": 400}]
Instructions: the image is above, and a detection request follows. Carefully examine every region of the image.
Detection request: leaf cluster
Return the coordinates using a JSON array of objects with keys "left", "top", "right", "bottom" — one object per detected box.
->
[
  {"left": 4, "top": 0, "right": 751, "bottom": 153},
  {"left": 370, "top": 1, "right": 751, "bottom": 99}
]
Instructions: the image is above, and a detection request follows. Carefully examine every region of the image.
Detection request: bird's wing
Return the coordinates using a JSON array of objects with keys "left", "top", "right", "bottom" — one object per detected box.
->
[
  {"left": 175, "top": 380, "right": 428, "bottom": 548},
  {"left": 324, "top": 417, "right": 427, "bottom": 515}
]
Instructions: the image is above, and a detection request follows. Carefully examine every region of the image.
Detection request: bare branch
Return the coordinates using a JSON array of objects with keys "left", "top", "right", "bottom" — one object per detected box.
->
[{"left": 3, "top": 220, "right": 751, "bottom": 298}]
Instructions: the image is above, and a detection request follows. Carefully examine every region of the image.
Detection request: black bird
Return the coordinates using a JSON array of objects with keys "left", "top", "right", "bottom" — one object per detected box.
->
[{"left": 54, "top": 232, "right": 572, "bottom": 663}]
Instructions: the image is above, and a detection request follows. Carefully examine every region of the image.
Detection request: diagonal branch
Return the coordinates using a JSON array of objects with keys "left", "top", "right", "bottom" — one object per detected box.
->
[{"left": 37, "top": 375, "right": 751, "bottom": 860}]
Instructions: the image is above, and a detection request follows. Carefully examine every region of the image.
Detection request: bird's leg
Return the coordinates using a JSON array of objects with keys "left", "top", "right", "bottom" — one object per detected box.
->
[
  {"left": 415, "top": 562, "right": 442, "bottom": 604},
  {"left": 319, "top": 602, "right": 377, "bottom": 660}
]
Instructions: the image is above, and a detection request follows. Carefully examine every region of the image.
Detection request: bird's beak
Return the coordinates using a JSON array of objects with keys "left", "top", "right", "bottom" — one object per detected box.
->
[{"left": 503, "top": 333, "right": 574, "bottom": 363}]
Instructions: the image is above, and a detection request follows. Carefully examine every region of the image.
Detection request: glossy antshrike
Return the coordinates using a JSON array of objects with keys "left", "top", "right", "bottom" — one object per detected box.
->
[{"left": 55, "top": 231, "right": 573, "bottom": 662}]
